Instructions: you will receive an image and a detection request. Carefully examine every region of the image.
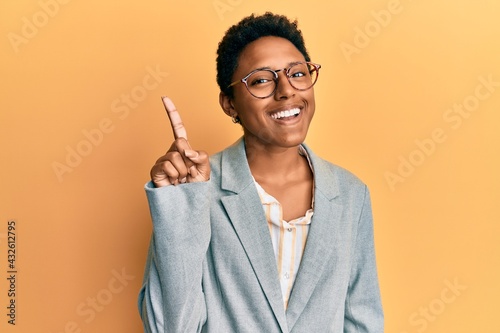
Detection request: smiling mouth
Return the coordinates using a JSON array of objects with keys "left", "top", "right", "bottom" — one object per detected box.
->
[{"left": 270, "top": 107, "right": 301, "bottom": 120}]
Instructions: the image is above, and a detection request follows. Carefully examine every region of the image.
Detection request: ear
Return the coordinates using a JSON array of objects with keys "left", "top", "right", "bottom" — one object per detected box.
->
[{"left": 219, "top": 91, "right": 236, "bottom": 117}]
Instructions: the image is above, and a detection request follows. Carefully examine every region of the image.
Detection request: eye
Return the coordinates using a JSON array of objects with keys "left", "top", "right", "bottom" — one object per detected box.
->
[
  {"left": 290, "top": 71, "right": 306, "bottom": 78},
  {"left": 250, "top": 77, "right": 272, "bottom": 86},
  {"left": 247, "top": 70, "right": 275, "bottom": 86}
]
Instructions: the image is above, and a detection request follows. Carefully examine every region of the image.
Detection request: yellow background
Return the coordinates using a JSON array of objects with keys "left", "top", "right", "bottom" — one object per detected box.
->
[{"left": 1, "top": 0, "right": 499, "bottom": 332}]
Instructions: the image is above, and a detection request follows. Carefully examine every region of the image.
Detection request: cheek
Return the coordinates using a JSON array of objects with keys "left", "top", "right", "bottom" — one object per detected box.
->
[
  {"left": 234, "top": 95, "right": 266, "bottom": 116},
  {"left": 232, "top": 87, "right": 254, "bottom": 107},
  {"left": 305, "top": 90, "right": 316, "bottom": 111}
]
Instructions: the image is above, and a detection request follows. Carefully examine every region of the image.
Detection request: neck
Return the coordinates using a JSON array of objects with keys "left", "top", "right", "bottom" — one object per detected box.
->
[{"left": 245, "top": 139, "right": 305, "bottom": 183}]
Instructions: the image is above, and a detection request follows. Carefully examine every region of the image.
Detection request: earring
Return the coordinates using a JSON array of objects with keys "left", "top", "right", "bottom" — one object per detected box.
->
[{"left": 231, "top": 115, "right": 240, "bottom": 124}]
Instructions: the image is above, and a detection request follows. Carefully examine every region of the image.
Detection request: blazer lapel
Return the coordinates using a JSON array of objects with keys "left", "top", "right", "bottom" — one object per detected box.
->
[
  {"left": 219, "top": 139, "right": 289, "bottom": 333},
  {"left": 285, "top": 145, "right": 346, "bottom": 330}
]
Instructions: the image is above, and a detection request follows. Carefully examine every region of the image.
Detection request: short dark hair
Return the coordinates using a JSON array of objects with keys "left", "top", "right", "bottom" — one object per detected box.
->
[{"left": 216, "top": 12, "right": 311, "bottom": 98}]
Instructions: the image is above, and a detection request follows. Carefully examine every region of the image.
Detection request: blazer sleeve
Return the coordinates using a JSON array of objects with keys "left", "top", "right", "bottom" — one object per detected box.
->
[
  {"left": 138, "top": 181, "right": 211, "bottom": 333},
  {"left": 344, "top": 186, "right": 384, "bottom": 333}
]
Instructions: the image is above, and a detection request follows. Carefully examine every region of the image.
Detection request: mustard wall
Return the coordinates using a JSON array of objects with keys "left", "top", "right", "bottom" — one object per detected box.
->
[{"left": 1, "top": 0, "right": 499, "bottom": 332}]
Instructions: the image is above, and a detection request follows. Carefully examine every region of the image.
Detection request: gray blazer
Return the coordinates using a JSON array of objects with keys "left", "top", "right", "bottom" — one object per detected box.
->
[{"left": 138, "top": 138, "right": 383, "bottom": 332}]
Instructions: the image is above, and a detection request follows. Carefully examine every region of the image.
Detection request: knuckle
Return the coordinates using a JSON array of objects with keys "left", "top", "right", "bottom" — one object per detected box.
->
[
  {"left": 174, "top": 137, "right": 187, "bottom": 145},
  {"left": 173, "top": 122, "right": 185, "bottom": 131},
  {"left": 199, "top": 151, "right": 209, "bottom": 159},
  {"left": 165, "top": 151, "right": 181, "bottom": 160}
]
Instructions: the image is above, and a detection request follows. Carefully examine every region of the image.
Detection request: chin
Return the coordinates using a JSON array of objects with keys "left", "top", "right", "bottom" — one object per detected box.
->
[{"left": 278, "top": 133, "right": 308, "bottom": 147}]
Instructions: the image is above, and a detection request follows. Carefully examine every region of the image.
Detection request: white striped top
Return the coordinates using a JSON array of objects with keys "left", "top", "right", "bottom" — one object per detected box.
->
[{"left": 254, "top": 146, "right": 314, "bottom": 309}]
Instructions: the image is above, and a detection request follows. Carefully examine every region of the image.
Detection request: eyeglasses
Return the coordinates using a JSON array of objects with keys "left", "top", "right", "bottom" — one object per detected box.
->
[{"left": 227, "top": 61, "right": 321, "bottom": 99}]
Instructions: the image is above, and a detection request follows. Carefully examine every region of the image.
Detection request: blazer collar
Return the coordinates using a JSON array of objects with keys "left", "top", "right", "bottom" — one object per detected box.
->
[
  {"left": 285, "top": 145, "right": 345, "bottom": 330},
  {"left": 302, "top": 143, "right": 340, "bottom": 201},
  {"left": 220, "top": 138, "right": 254, "bottom": 194},
  {"left": 220, "top": 138, "right": 289, "bottom": 332}
]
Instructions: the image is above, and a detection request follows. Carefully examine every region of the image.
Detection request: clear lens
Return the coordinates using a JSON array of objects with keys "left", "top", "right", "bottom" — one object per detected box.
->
[
  {"left": 288, "top": 63, "right": 318, "bottom": 90},
  {"left": 246, "top": 70, "right": 277, "bottom": 98}
]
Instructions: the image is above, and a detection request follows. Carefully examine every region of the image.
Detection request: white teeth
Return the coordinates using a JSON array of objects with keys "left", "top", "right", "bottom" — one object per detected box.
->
[{"left": 271, "top": 108, "right": 300, "bottom": 119}]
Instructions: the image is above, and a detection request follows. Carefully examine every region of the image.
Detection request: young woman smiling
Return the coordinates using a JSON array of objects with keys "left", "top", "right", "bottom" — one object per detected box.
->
[{"left": 139, "top": 12, "right": 383, "bottom": 333}]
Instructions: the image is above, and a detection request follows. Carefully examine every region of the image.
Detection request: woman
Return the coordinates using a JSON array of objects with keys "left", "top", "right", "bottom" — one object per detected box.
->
[{"left": 139, "top": 12, "right": 383, "bottom": 333}]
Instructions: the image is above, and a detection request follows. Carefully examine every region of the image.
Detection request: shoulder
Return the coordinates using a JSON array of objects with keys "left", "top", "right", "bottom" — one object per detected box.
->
[
  {"left": 207, "top": 139, "right": 255, "bottom": 193},
  {"left": 320, "top": 157, "right": 365, "bottom": 187},
  {"left": 303, "top": 144, "right": 368, "bottom": 200},
  {"left": 209, "top": 140, "right": 236, "bottom": 178},
  {"left": 208, "top": 138, "right": 246, "bottom": 174}
]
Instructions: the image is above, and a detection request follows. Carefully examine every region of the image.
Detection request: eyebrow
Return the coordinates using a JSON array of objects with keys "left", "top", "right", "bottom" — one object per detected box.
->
[{"left": 251, "top": 61, "right": 304, "bottom": 72}]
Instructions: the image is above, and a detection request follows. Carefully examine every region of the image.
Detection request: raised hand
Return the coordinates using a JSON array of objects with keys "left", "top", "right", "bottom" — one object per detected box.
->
[{"left": 150, "top": 97, "right": 210, "bottom": 187}]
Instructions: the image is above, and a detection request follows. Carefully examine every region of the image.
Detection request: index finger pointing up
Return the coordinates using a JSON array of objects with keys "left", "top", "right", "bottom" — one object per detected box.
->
[{"left": 162, "top": 96, "right": 188, "bottom": 140}]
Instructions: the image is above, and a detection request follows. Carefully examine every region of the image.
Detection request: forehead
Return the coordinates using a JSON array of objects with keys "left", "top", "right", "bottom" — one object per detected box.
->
[{"left": 236, "top": 36, "right": 306, "bottom": 73}]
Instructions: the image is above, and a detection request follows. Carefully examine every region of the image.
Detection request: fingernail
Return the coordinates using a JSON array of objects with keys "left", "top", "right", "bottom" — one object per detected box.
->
[{"left": 180, "top": 177, "right": 187, "bottom": 183}]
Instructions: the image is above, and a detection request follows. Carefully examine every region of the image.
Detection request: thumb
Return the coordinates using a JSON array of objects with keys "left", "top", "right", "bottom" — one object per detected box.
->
[
  {"left": 184, "top": 149, "right": 200, "bottom": 160},
  {"left": 184, "top": 149, "right": 210, "bottom": 180}
]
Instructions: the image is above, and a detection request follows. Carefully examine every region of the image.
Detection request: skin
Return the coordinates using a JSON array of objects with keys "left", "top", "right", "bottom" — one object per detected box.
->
[{"left": 151, "top": 36, "right": 315, "bottom": 221}]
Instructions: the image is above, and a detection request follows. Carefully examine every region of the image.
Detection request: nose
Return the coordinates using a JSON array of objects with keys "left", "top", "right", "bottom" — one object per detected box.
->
[{"left": 274, "top": 70, "right": 295, "bottom": 100}]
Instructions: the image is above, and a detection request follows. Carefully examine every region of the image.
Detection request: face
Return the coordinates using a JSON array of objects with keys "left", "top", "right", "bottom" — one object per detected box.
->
[{"left": 220, "top": 36, "right": 316, "bottom": 151}]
